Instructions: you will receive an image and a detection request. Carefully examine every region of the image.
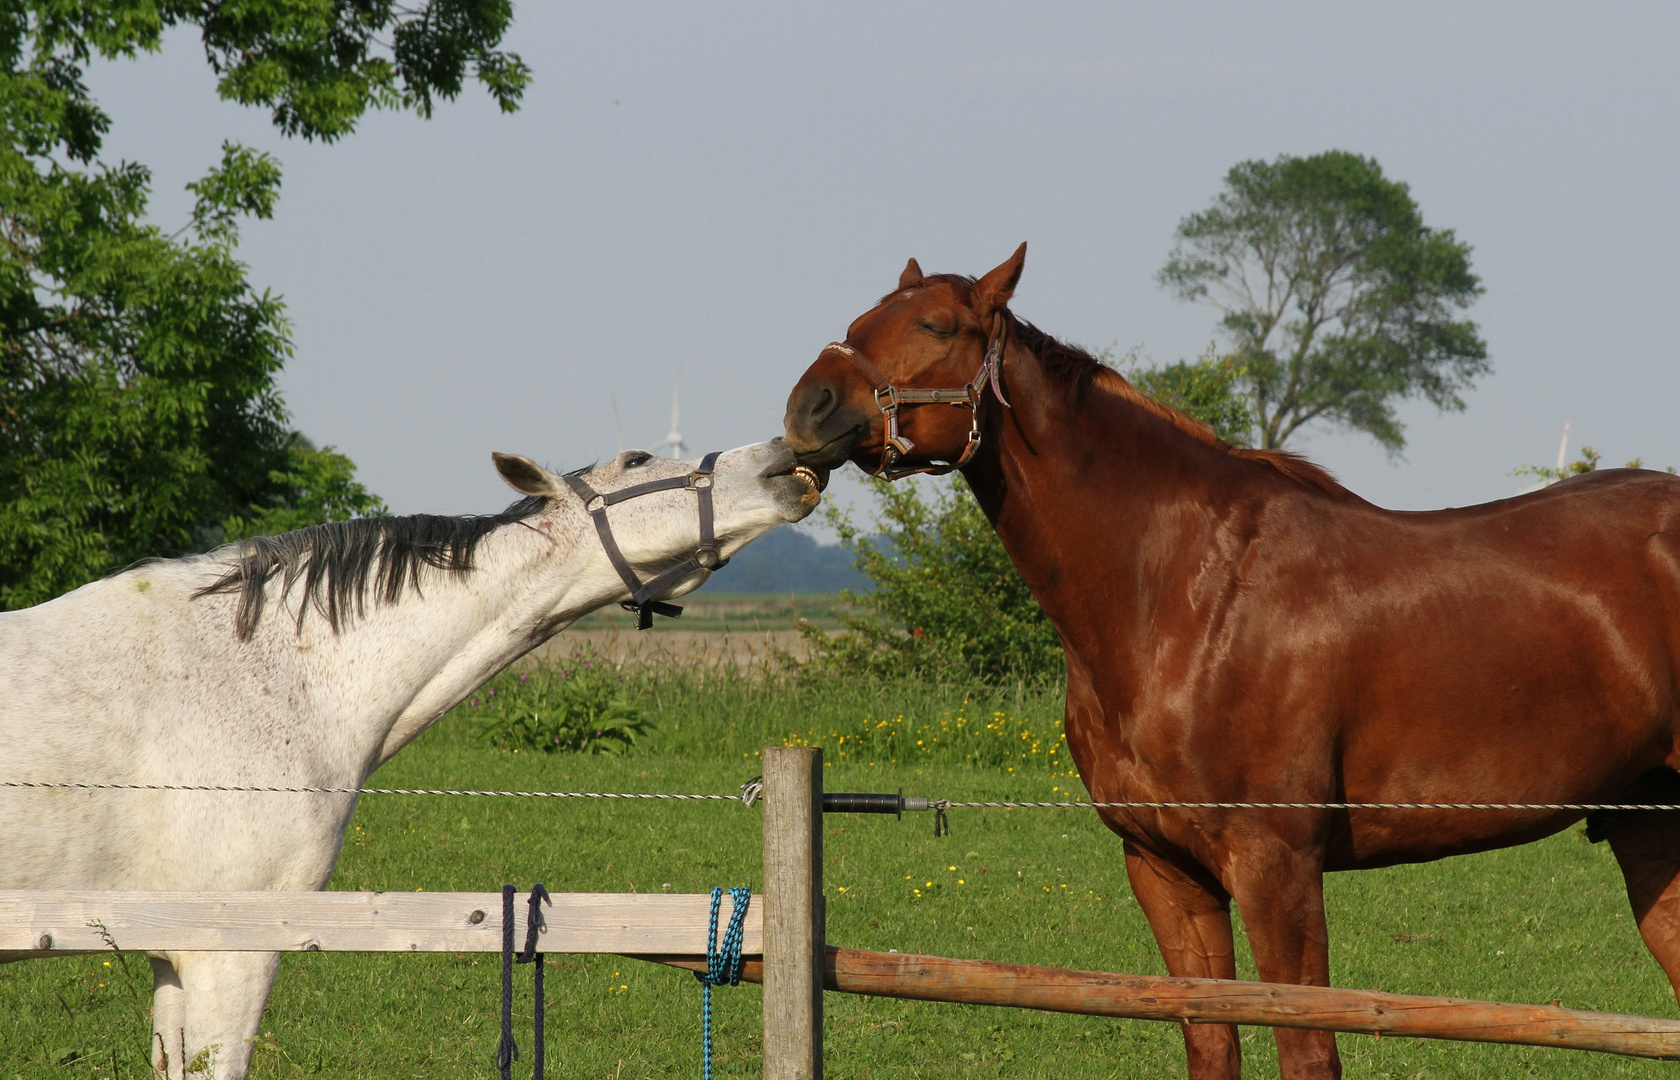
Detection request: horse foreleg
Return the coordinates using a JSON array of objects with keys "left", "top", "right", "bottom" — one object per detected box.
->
[
  {"left": 1124, "top": 840, "right": 1242, "bottom": 1080},
  {"left": 149, "top": 956, "right": 185, "bottom": 1080},
  {"left": 1608, "top": 810, "right": 1680, "bottom": 1001},
  {"left": 158, "top": 951, "right": 282, "bottom": 1080},
  {"left": 1228, "top": 845, "right": 1340, "bottom": 1080}
]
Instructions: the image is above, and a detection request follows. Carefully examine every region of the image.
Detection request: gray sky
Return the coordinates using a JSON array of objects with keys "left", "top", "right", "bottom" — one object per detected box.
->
[{"left": 87, "top": 3, "right": 1680, "bottom": 532}]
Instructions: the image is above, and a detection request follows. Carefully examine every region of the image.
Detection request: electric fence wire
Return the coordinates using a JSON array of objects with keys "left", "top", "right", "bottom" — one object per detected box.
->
[{"left": 5, "top": 779, "right": 1680, "bottom": 813}]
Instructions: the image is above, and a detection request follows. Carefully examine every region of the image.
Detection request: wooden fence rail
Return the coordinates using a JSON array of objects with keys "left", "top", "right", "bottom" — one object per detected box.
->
[
  {"left": 9, "top": 746, "right": 1680, "bottom": 1071},
  {"left": 0, "top": 890, "right": 759, "bottom": 956},
  {"left": 638, "top": 946, "right": 1680, "bottom": 1061}
]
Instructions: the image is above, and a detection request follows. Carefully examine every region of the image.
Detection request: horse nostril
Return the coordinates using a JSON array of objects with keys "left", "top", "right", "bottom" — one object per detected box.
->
[{"left": 809, "top": 385, "right": 836, "bottom": 422}]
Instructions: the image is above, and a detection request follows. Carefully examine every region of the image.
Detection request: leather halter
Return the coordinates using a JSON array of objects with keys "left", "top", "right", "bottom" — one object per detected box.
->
[
  {"left": 820, "top": 319, "right": 1011, "bottom": 480},
  {"left": 562, "top": 451, "right": 729, "bottom": 630}
]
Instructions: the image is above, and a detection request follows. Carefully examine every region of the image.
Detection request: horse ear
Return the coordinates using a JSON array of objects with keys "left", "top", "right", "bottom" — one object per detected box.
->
[
  {"left": 493, "top": 452, "right": 561, "bottom": 498},
  {"left": 974, "top": 242, "right": 1027, "bottom": 320},
  {"left": 898, "top": 257, "right": 923, "bottom": 290}
]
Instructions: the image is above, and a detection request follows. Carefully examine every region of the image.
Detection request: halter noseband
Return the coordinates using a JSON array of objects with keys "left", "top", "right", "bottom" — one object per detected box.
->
[
  {"left": 821, "top": 318, "right": 1011, "bottom": 481},
  {"left": 563, "top": 451, "right": 729, "bottom": 630}
]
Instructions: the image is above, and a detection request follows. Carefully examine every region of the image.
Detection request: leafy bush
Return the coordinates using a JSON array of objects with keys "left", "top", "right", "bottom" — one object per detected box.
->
[
  {"left": 801, "top": 475, "right": 1063, "bottom": 686},
  {"left": 464, "top": 646, "right": 650, "bottom": 754}
]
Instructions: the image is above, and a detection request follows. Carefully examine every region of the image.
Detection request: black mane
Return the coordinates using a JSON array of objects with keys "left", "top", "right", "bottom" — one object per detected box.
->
[{"left": 194, "top": 496, "right": 549, "bottom": 640}]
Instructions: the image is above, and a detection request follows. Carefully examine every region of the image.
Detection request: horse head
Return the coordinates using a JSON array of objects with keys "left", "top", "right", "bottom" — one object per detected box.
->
[
  {"left": 493, "top": 440, "right": 822, "bottom": 621},
  {"left": 783, "top": 244, "right": 1026, "bottom": 481}
]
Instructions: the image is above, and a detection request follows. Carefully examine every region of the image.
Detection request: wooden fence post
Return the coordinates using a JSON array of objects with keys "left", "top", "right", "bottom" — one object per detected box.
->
[{"left": 762, "top": 746, "right": 823, "bottom": 1080}]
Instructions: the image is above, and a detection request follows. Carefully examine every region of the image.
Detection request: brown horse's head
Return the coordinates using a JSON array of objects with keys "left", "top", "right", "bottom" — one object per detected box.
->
[{"left": 783, "top": 243, "right": 1027, "bottom": 478}]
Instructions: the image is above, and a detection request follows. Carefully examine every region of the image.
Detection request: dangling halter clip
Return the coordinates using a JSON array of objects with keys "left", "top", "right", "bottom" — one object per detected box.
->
[
  {"left": 821, "top": 319, "right": 1011, "bottom": 480},
  {"left": 563, "top": 452, "right": 729, "bottom": 630}
]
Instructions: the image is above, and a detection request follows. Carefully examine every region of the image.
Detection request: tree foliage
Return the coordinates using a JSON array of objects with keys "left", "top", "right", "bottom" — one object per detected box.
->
[
  {"left": 0, "top": 1, "right": 523, "bottom": 608},
  {"left": 222, "top": 437, "right": 386, "bottom": 541},
  {"left": 1124, "top": 345, "right": 1253, "bottom": 445},
  {"left": 1159, "top": 150, "right": 1489, "bottom": 452},
  {"left": 1514, "top": 446, "right": 1672, "bottom": 487}
]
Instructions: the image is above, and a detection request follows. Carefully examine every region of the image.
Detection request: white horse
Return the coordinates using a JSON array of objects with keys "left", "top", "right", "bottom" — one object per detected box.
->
[{"left": 0, "top": 440, "right": 822, "bottom": 1080}]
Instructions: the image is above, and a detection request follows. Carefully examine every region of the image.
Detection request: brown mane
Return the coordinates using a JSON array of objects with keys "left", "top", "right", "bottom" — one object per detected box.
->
[
  {"left": 1056, "top": 334, "right": 1349, "bottom": 499},
  {"left": 906, "top": 275, "right": 1346, "bottom": 497}
]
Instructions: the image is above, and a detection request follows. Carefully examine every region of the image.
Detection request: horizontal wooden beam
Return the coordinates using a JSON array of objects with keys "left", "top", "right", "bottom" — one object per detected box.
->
[
  {"left": 629, "top": 946, "right": 1680, "bottom": 1061},
  {"left": 0, "top": 890, "right": 759, "bottom": 956}
]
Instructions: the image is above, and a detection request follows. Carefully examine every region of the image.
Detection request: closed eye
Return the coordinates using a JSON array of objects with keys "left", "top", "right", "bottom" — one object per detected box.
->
[{"left": 917, "top": 318, "right": 957, "bottom": 339}]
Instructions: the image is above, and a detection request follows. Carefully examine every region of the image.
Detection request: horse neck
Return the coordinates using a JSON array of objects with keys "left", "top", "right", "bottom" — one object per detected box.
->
[
  {"left": 963, "top": 345, "right": 1250, "bottom": 689},
  {"left": 249, "top": 514, "right": 603, "bottom": 773}
]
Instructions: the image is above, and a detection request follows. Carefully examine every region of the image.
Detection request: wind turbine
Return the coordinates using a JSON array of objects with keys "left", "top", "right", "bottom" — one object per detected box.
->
[{"left": 660, "top": 375, "right": 687, "bottom": 458}]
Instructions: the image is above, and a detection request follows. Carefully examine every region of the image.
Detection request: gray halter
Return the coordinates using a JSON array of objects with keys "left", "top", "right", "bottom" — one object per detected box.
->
[{"left": 562, "top": 451, "right": 728, "bottom": 630}]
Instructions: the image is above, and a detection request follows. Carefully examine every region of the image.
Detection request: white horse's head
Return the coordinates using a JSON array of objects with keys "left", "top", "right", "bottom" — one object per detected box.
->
[{"left": 492, "top": 437, "right": 823, "bottom": 616}]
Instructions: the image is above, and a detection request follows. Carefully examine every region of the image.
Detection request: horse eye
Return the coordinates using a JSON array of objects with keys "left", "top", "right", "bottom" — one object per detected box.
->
[
  {"left": 917, "top": 319, "right": 957, "bottom": 338},
  {"left": 623, "top": 452, "right": 652, "bottom": 468}
]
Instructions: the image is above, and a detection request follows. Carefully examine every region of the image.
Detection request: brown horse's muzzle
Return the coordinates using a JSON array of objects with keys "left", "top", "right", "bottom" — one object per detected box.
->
[{"left": 783, "top": 362, "right": 874, "bottom": 472}]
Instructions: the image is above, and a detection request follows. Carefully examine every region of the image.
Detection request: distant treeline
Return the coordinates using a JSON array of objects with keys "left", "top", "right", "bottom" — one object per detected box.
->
[{"left": 704, "top": 527, "right": 870, "bottom": 594}]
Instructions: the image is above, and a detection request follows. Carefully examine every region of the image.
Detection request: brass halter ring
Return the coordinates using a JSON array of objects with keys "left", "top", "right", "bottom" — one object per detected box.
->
[{"left": 824, "top": 321, "right": 1010, "bottom": 481}]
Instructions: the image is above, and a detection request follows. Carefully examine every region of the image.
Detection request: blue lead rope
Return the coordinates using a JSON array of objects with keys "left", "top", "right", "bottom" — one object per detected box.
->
[{"left": 695, "top": 886, "right": 752, "bottom": 1080}]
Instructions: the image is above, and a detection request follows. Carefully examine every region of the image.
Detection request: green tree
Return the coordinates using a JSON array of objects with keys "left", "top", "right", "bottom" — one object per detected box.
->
[
  {"left": 1159, "top": 150, "right": 1489, "bottom": 453},
  {"left": 222, "top": 437, "right": 387, "bottom": 541},
  {"left": 0, "top": 1, "right": 526, "bottom": 608}
]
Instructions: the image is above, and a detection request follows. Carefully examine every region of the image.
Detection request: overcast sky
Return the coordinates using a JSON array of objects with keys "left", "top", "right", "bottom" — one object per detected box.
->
[{"left": 85, "top": 3, "right": 1680, "bottom": 535}]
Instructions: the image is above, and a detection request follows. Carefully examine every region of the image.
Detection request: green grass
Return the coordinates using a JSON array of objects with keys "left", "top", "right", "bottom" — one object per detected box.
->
[{"left": 4, "top": 674, "right": 1676, "bottom": 1079}]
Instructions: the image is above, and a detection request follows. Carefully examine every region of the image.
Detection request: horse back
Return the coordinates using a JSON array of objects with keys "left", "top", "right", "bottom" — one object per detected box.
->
[{"left": 1080, "top": 469, "right": 1680, "bottom": 868}]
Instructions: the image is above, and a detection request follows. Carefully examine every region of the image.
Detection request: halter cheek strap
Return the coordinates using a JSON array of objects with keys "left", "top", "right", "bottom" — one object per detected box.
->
[
  {"left": 562, "top": 451, "right": 729, "bottom": 630},
  {"left": 822, "top": 317, "right": 1011, "bottom": 481}
]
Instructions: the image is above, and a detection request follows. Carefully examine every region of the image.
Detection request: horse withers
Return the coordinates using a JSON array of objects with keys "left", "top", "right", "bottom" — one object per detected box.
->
[
  {"left": 0, "top": 439, "right": 822, "bottom": 1080},
  {"left": 783, "top": 246, "right": 1680, "bottom": 1080}
]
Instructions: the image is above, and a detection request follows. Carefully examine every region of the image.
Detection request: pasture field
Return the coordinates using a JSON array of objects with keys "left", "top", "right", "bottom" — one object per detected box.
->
[
  {"left": 533, "top": 592, "right": 848, "bottom": 669},
  {"left": 565, "top": 592, "right": 851, "bottom": 634},
  {"left": 3, "top": 670, "right": 1675, "bottom": 1079}
]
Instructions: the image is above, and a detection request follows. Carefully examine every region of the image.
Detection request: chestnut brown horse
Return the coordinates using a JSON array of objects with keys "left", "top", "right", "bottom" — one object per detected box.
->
[{"left": 783, "top": 245, "right": 1680, "bottom": 1080}]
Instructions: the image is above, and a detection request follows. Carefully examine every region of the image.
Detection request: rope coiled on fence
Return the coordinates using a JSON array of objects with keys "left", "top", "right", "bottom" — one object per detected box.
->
[
  {"left": 497, "top": 884, "right": 551, "bottom": 1080},
  {"left": 695, "top": 887, "right": 751, "bottom": 1080}
]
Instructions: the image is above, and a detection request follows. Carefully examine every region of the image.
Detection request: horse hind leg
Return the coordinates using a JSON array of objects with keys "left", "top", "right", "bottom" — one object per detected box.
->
[
  {"left": 1604, "top": 768, "right": 1680, "bottom": 1001},
  {"left": 1124, "top": 840, "right": 1243, "bottom": 1080}
]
